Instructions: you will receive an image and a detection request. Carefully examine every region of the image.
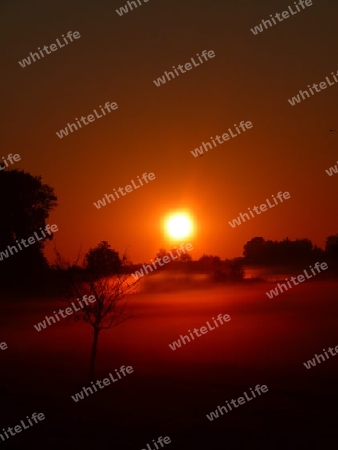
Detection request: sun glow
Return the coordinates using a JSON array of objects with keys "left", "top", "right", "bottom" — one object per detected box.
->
[{"left": 166, "top": 213, "right": 193, "bottom": 240}]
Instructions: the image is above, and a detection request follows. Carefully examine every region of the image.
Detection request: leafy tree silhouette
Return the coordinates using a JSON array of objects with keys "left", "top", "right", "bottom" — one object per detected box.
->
[
  {"left": 243, "top": 236, "right": 324, "bottom": 266},
  {"left": 85, "top": 241, "right": 122, "bottom": 276},
  {"left": 0, "top": 169, "right": 57, "bottom": 287},
  {"left": 325, "top": 234, "right": 338, "bottom": 263}
]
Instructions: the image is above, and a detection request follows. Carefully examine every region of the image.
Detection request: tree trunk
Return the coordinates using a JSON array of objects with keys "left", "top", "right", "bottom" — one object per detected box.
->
[{"left": 89, "top": 327, "right": 100, "bottom": 381}]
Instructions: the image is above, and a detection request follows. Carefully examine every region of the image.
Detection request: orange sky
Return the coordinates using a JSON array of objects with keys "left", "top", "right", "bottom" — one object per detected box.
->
[{"left": 1, "top": 0, "right": 338, "bottom": 264}]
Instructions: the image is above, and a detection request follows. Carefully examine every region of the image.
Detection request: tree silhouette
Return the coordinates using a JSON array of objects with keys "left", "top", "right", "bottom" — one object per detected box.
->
[
  {"left": 243, "top": 237, "right": 265, "bottom": 264},
  {"left": 155, "top": 248, "right": 192, "bottom": 264},
  {"left": 243, "top": 236, "right": 324, "bottom": 266},
  {"left": 325, "top": 234, "right": 338, "bottom": 262},
  {"left": 0, "top": 169, "right": 57, "bottom": 285},
  {"left": 55, "top": 241, "right": 139, "bottom": 381},
  {"left": 177, "top": 251, "right": 192, "bottom": 263},
  {"left": 156, "top": 249, "right": 169, "bottom": 261},
  {"left": 198, "top": 254, "right": 222, "bottom": 269},
  {"left": 85, "top": 241, "right": 122, "bottom": 276}
]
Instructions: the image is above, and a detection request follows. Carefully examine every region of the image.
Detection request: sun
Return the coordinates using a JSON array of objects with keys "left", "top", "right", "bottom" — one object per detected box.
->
[{"left": 166, "top": 213, "right": 193, "bottom": 240}]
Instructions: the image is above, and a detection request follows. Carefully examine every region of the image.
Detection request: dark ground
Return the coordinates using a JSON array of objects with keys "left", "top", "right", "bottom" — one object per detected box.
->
[{"left": 0, "top": 279, "right": 338, "bottom": 449}]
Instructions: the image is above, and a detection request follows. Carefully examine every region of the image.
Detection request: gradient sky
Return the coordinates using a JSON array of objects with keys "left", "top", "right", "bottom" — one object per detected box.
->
[{"left": 1, "top": 0, "right": 338, "bottom": 263}]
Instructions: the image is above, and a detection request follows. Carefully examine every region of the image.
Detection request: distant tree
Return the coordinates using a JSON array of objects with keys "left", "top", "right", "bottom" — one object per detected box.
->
[
  {"left": 312, "top": 245, "right": 325, "bottom": 261},
  {"left": 0, "top": 169, "right": 57, "bottom": 285},
  {"left": 289, "top": 239, "right": 313, "bottom": 263},
  {"left": 177, "top": 253, "right": 192, "bottom": 263},
  {"left": 156, "top": 249, "right": 169, "bottom": 261},
  {"left": 243, "top": 237, "right": 266, "bottom": 264},
  {"left": 198, "top": 255, "right": 222, "bottom": 270},
  {"left": 55, "top": 242, "right": 139, "bottom": 381},
  {"left": 228, "top": 261, "right": 244, "bottom": 281},
  {"left": 155, "top": 248, "right": 192, "bottom": 265},
  {"left": 85, "top": 241, "right": 122, "bottom": 276},
  {"left": 325, "top": 234, "right": 338, "bottom": 262},
  {"left": 244, "top": 236, "right": 320, "bottom": 265}
]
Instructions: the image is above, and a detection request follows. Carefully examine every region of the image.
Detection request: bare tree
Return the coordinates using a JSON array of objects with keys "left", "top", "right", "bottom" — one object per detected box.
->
[{"left": 53, "top": 242, "right": 140, "bottom": 381}]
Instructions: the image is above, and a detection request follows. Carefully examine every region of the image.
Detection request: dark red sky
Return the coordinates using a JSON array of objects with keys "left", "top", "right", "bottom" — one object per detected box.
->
[{"left": 1, "top": 0, "right": 337, "bottom": 263}]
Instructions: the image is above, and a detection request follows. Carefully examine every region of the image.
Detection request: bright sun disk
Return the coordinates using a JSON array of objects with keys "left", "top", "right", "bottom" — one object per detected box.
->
[{"left": 166, "top": 214, "right": 192, "bottom": 239}]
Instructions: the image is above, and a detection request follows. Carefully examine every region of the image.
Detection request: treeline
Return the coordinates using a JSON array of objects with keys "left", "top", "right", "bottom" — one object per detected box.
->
[
  {"left": 2, "top": 168, "right": 338, "bottom": 294},
  {"left": 129, "top": 250, "right": 244, "bottom": 281},
  {"left": 133, "top": 236, "right": 338, "bottom": 282},
  {"left": 243, "top": 236, "right": 338, "bottom": 265}
]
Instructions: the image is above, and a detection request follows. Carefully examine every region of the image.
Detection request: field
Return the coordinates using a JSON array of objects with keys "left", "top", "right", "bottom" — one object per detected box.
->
[{"left": 1, "top": 279, "right": 338, "bottom": 449}]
